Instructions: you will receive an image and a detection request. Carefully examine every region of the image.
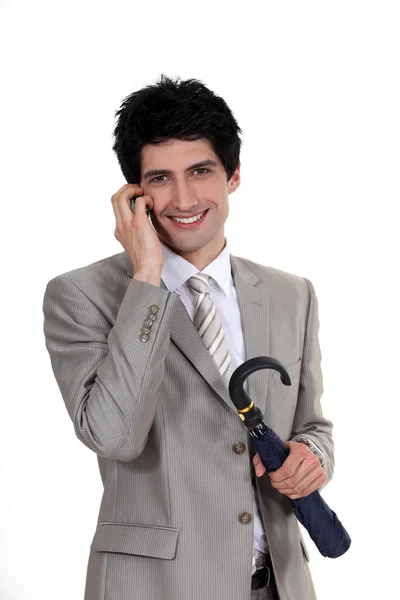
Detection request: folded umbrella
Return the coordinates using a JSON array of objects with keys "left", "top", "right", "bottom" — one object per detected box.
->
[{"left": 228, "top": 356, "right": 351, "bottom": 558}]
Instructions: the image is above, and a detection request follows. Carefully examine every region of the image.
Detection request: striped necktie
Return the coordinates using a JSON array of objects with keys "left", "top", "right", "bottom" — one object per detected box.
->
[{"left": 186, "top": 273, "right": 258, "bottom": 575}]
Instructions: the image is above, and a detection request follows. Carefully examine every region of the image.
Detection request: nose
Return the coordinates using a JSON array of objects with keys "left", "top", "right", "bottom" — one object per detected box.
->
[{"left": 171, "top": 179, "right": 200, "bottom": 213}]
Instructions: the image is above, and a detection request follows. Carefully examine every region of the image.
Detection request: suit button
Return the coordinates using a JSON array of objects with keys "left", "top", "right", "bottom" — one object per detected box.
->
[
  {"left": 140, "top": 334, "right": 149, "bottom": 342},
  {"left": 149, "top": 305, "right": 159, "bottom": 313},
  {"left": 232, "top": 442, "right": 246, "bottom": 454},
  {"left": 144, "top": 319, "right": 153, "bottom": 327},
  {"left": 238, "top": 512, "right": 252, "bottom": 524},
  {"left": 147, "top": 313, "right": 157, "bottom": 321},
  {"left": 141, "top": 326, "right": 151, "bottom": 334}
]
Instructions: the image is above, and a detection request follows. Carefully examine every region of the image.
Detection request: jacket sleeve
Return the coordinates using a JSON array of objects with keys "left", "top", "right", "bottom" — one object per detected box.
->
[
  {"left": 289, "top": 277, "right": 335, "bottom": 492},
  {"left": 42, "top": 275, "right": 180, "bottom": 462}
]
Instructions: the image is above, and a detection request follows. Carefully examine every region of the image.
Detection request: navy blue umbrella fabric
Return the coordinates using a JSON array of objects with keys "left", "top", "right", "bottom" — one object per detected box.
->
[{"left": 228, "top": 356, "right": 351, "bottom": 559}]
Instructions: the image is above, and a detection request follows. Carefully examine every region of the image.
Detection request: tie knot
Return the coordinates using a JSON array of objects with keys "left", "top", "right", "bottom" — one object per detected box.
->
[{"left": 187, "top": 273, "right": 211, "bottom": 295}]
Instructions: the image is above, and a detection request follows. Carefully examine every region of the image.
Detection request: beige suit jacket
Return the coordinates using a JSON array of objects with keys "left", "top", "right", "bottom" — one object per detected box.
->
[{"left": 42, "top": 249, "right": 334, "bottom": 600}]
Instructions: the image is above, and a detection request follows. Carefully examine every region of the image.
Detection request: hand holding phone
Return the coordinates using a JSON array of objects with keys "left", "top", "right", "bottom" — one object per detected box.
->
[{"left": 111, "top": 184, "right": 164, "bottom": 276}]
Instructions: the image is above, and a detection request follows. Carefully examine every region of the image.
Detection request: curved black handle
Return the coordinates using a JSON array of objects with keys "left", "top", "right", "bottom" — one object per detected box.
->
[
  {"left": 228, "top": 356, "right": 291, "bottom": 429},
  {"left": 228, "top": 356, "right": 351, "bottom": 558}
]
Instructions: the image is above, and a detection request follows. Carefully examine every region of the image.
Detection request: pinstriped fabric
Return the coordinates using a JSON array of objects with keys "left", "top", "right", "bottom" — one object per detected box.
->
[
  {"left": 42, "top": 249, "right": 333, "bottom": 600},
  {"left": 187, "top": 272, "right": 257, "bottom": 576},
  {"left": 91, "top": 523, "right": 179, "bottom": 558}
]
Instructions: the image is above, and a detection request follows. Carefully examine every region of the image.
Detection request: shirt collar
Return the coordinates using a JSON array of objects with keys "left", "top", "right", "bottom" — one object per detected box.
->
[{"left": 159, "top": 238, "right": 232, "bottom": 296}]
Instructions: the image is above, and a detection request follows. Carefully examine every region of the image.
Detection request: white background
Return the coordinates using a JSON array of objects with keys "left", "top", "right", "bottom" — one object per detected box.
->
[{"left": 1, "top": 1, "right": 399, "bottom": 598}]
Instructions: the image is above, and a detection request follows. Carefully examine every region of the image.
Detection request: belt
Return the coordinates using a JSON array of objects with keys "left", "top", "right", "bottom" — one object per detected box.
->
[{"left": 251, "top": 554, "right": 275, "bottom": 590}]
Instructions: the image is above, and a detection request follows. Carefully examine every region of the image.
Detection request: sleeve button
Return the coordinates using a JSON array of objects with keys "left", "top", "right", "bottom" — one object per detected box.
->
[
  {"left": 140, "top": 334, "right": 149, "bottom": 342},
  {"left": 149, "top": 305, "right": 159, "bottom": 313}
]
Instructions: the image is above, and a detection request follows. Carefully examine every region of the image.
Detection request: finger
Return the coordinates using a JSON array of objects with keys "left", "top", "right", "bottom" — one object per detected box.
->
[
  {"left": 270, "top": 442, "right": 314, "bottom": 482},
  {"left": 273, "top": 463, "right": 322, "bottom": 495},
  {"left": 270, "top": 455, "right": 309, "bottom": 484},
  {"left": 112, "top": 185, "right": 145, "bottom": 224},
  {"left": 251, "top": 454, "right": 264, "bottom": 476},
  {"left": 132, "top": 194, "right": 154, "bottom": 217},
  {"left": 256, "top": 464, "right": 266, "bottom": 476},
  {"left": 269, "top": 459, "right": 302, "bottom": 483},
  {"left": 286, "top": 473, "right": 326, "bottom": 499}
]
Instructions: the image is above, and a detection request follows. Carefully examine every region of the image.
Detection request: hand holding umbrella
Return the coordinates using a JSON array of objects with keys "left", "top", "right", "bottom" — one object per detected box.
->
[
  {"left": 253, "top": 441, "right": 327, "bottom": 499},
  {"left": 228, "top": 356, "right": 351, "bottom": 559}
]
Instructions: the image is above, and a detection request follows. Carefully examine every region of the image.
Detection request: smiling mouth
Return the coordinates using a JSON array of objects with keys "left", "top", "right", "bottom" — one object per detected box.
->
[{"left": 168, "top": 209, "right": 209, "bottom": 224}]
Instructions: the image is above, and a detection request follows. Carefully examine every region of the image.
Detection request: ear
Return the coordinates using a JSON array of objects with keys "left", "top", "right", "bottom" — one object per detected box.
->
[{"left": 229, "top": 162, "right": 241, "bottom": 193}]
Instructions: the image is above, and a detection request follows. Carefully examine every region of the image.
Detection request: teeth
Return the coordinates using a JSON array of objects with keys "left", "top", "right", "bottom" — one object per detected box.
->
[{"left": 171, "top": 211, "right": 206, "bottom": 224}]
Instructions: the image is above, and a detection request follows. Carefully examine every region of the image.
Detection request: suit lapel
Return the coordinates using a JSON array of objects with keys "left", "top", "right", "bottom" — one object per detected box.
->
[
  {"left": 230, "top": 255, "right": 270, "bottom": 421},
  {"left": 123, "top": 252, "right": 270, "bottom": 417}
]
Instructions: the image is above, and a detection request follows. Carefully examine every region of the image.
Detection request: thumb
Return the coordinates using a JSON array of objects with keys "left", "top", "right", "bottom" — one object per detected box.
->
[{"left": 253, "top": 453, "right": 266, "bottom": 477}]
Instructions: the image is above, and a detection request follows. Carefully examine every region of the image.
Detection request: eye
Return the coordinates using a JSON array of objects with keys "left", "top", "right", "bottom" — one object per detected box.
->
[{"left": 150, "top": 168, "right": 210, "bottom": 184}]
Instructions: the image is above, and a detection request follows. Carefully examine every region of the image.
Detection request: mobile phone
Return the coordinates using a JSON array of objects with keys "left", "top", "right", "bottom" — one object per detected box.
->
[{"left": 131, "top": 195, "right": 150, "bottom": 216}]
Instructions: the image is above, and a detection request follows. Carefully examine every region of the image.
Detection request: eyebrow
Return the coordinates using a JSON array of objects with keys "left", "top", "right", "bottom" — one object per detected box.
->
[{"left": 143, "top": 159, "right": 218, "bottom": 181}]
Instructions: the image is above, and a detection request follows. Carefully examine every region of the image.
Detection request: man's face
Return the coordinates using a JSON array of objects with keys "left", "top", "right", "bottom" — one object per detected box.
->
[{"left": 139, "top": 138, "right": 240, "bottom": 261}]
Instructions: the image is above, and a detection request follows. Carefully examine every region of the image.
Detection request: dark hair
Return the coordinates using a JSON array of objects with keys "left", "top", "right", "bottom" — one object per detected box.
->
[{"left": 112, "top": 74, "right": 243, "bottom": 185}]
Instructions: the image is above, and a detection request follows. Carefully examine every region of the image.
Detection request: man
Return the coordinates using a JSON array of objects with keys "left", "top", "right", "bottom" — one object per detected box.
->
[{"left": 43, "top": 75, "right": 334, "bottom": 600}]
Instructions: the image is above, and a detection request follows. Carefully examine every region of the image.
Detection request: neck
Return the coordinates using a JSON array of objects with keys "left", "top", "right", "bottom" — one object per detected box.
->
[{"left": 161, "top": 235, "right": 227, "bottom": 272}]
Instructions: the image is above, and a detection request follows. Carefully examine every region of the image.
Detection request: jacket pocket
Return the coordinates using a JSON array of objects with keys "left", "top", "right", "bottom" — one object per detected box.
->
[
  {"left": 271, "top": 357, "right": 302, "bottom": 386},
  {"left": 90, "top": 522, "right": 180, "bottom": 560}
]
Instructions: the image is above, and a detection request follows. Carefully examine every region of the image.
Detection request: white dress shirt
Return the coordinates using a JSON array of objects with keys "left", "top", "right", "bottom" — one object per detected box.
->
[{"left": 159, "top": 238, "right": 269, "bottom": 557}]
